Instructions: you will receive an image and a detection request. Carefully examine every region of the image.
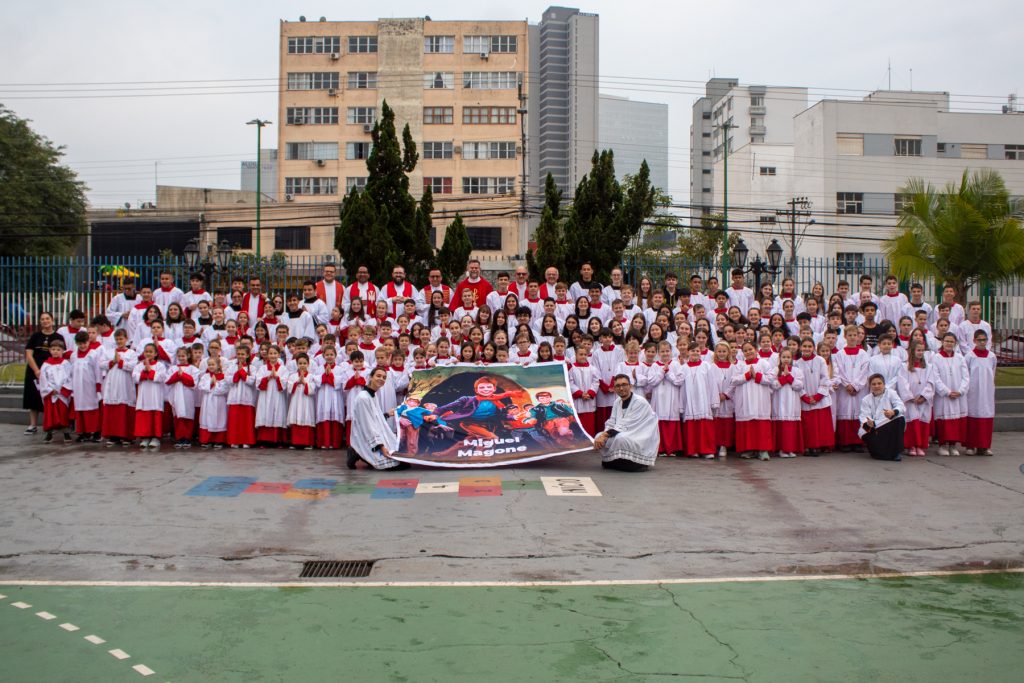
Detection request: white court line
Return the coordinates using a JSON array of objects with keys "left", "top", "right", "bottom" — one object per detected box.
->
[
  {"left": 108, "top": 649, "right": 130, "bottom": 660},
  {"left": 132, "top": 664, "right": 155, "bottom": 676},
  {"left": 0, "top": 593, "right": 6, "bottom": 599},
  {"left": 11, "top": 601, "right": 31, "bottom": 608},
  {"left": 35, "top": 611, "right": 57, "bottom": 620},
  {"left": 84, "top": 635, "right": 106, "bottom": 644},
  {"left": 59, "top": 623, "right": 80, "bottom": 632},
  {"left": 1, "top": 567, "right": 1021, "bottom": 589}
]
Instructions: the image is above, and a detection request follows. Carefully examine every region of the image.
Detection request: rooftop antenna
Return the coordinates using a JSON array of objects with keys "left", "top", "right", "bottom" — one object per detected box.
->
[
  {"left": 909, "top": 68, "right": 913, "bottom": 91},
  {"left": 887, "top": 58, "right": 891, "bottom": 90}
]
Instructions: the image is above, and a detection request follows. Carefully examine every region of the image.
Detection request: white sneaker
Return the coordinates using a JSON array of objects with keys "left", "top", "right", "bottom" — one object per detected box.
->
[
  {"left": 149, "top": 438, "right": 160, "bottom": 449},
  {"left": 740, "top": 452, "right": 753, "bottom": 459},
  {"left": 758, "top": 451, "right": 770, "bottom": 461},
  {"left": 717, "top": 446, "right": 727, "bottom": 458},
  {"left": 938, "top": 445, "right": 950, "bottom": 456},
  {"left": 964, "top": 448, "right": 977, "bottom": 456},
  {"left": 949, "top": 446, "right": 960, "bottom": 456},
  {"left": 702, "top": 453, "right": 715, "bottom": 460}
]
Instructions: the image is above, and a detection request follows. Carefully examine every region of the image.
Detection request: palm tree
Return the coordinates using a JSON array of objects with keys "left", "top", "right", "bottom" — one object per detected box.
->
[{"left": 885, "top": 169, "right": 1024, "bottom": 303}]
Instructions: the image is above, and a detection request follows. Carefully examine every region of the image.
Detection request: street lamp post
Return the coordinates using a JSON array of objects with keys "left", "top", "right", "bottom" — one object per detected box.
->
[
  {"left": 183, "top": 237, "right": 233, "bottom": 291},
  {"left": 246, "top": 119, "right": 272, "bottom": 260},
  {"left": 731, "top": 238, "right": 784, "bottom": 295}
]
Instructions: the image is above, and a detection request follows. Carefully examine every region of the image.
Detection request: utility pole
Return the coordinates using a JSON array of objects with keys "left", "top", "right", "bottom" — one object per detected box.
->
[
  {"left": 517, "top": 79, "right": 528, "bottom": 259},
  {"left": 717, "top": 121, "right": 737, "bottom": 282},
  {"left": 776, "top": 196, "right": 812, "bottom": 280},
  {"left": 247, "top": 119, "right": 272, "bottom": 259}
]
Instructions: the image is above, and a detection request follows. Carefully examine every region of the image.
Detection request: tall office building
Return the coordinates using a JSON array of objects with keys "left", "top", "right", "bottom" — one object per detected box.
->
[
  {"left": 598, "top": 94, "right": 669, "bottom": 191},
  {"left": 240, "top": 148, "right": 278, "bottom": 201},
  {"left": 278, "top": 16, "right": 529, "bottom": 257},
  {"left": 528, "top": 7, "right": 599, "bottom": 196}
]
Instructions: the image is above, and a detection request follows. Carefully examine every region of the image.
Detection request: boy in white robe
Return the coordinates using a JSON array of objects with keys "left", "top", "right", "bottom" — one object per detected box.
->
[
  {"left": 287, "top": 354, "right": 320, "bottom": 449},
  {"left": 197, "top": 357, "right": 230, "bottom": 448},
  {"left": 964, "top": 330, "right": 996, "bottom": 456}
]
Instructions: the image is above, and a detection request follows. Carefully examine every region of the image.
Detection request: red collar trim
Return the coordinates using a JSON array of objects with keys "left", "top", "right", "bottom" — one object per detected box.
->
[
  {"left": 973, "top": 348, "right": 990, "bottom": 357},
  {"left": 687, "top": 361, "right": 702, "bottom": 367},
  {"left": 715, "top": 361, "right": 732, "bottom": 368},
  {"left": 843, "top": 347, "right": 860, "bottom": 355},
  {"left": 744, "top": 358, "right": 758, "bottom": 365},
  {"left": 45, "top": 356, "right": 64, "bottom": 365}
]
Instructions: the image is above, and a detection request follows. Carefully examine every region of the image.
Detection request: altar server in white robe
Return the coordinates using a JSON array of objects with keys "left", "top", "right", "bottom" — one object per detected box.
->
[
  {"left": 254, "top": 346, "right": 289, "bottom": 445},
  {"left": 286, "top": 354, "right": 320, "bottom": 449},
  {"left": 348, "top": 366, "right": 409, "bottom": 471},
  {"left": 592, "top": 374, "right": 660, "bottom": 471},
  {"left": 197, "top": 357, "right": 230, "bottom": 447},
  {"left": 897, "top": 340, "right": 935, "bottom": 457}
]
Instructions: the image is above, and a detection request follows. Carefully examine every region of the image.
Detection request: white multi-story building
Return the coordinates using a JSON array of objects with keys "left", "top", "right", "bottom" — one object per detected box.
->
[
  {"left": 713, "top": 90, "right": 1024, "bottom": 268},
  {"left": 599, "top": 94, "right": 669, "bottom": 191}
]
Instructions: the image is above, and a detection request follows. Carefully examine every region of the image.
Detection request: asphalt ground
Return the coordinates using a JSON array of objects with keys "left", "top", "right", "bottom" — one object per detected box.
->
[{"left": 1, "top": 425, "right": 1023, "bottom": 681}]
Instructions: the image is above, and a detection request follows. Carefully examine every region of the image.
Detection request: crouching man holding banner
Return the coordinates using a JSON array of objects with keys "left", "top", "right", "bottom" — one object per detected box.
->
[
  {"left": 348, "top": 366, "right": 410, "bottom": 471},
  {"left": 592, "top": 374, "right": 659, "bottom": 472}
]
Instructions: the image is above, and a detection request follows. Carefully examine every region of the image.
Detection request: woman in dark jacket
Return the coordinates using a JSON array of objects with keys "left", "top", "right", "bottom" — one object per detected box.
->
[{"left": 23, "top": 312, "right": 63, "bottom": 434}]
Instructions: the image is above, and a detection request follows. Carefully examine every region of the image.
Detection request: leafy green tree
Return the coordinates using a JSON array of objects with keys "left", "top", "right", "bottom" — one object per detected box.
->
[
  {"left": 885, "top": 169, "right": 1024, "bottom": 303},
  {"left": 0, "top": 105, "right": 87, "bottom": 256},
  {"left": 526, "top": 173, "right": 565, "bottom": 280},
  {"left": 336, "top": 190, "right": 398, "bottom": 285},
  {"left": 436, "top": 214, "right": 472, "bottom": 284},
  {"left": 624, "top": 187, "right": 678, "bottom": 264},
  {"left": 562, "top": 153, "right": 654, "bottom": 281},
  {"left": 676, "top": 213, "right": 741, "bottom": 265}
]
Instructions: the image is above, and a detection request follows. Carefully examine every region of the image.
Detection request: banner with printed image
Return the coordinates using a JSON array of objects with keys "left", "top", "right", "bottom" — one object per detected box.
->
[{"left": 392, "top": 362, "right": 594, "bottom": 468}]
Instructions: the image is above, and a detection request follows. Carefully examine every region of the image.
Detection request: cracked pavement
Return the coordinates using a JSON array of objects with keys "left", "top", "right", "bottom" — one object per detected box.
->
[{"left": 0, "top": 425, "right": 1022, "bottom": 583}]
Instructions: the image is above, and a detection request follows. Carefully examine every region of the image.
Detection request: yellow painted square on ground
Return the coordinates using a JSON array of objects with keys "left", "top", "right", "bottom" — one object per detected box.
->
[
  {"left": 459, "top": 476, "right": 501, "bottom": 488},
  {"left": 282, "top": 488, "right": 331, "bottom": 501}
]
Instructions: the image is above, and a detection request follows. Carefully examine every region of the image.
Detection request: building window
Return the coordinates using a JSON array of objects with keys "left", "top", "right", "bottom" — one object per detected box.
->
[
  {"left": 285, "top": 142, "right": 339, "bottom": 160},
  {"left": 463, "top": 107, "right": 516, "bottom": 124},
  {"left": 836, "top": 192, "right": 864, "bottom": 214},
  {"left": 894, "top": 193, "right": 912, "bottom": 215},
  {"left": 462, "top": 177, "right": 515, "bottom": 194},
  {"left": 424, "top": 72, "right": 454, "bottom": 89},
  {"left": 284, "top": 177, "right": 338, "bottom": 196},
  {"left": 424, "top": 177, "right": 453, "bottom": 195},
  {"left": 463, "top": 71, "right": 519, "bottom": 89},
  {"left": 750, "top": 117, "right": 764, "bottom": 127},
  {"left": 217, "top": 227, "right": 252, "bottom": 250},
  {"left": 463, "top": 141, "right": 516, "bottom": 160},
  {"left": 286, "top": 107, "right": 339, "bottom": 125},
  {"left": 836, "top": 252, "right": 865, "bottom": 274},
  {"left": 345, "top": 177, "right": 367, "bottom": 193},
  {"left": 702, "top": 131, "right": 711, "bottom": 138},
  {"left": 702, "top": 187, "right": 711, "bottom": 193},
  {"left": 288, "top": 36, "right": 341, "bottom": 54},
  {"left": 702, "top": 112, "right": 711, "bottom": 120},
  {"left": 347, "top": 72, "right": 377, "bottom": 89},
  {"left": 345, "top": 142, "right": 372, "bottom": 160},
  {"left": 759, "top": 166, "right": 776, "bottom": 176},
  {"left": 423, "top": 107, "right": 454, "bottom": 124},
  {"left": 422, "top": 142, "right": 453, "bottom": 159},
  {"left": 894, "top": 137, "right": 922, "bottom": 156},
  {"left": 347, "top": 36, "right": 377, "bottom": 53},
  {"left": 837, "top": 133, "right": 864, "bottom": 156},
  {"left": 750, "top": 135, "right": 765, "bottom": 143},
  {"left": 750, "top": 95, "right": 764, "bottom": 107},
  {"left": 274, "top": 226, "right": 311, "bottom": 250},
  {"left": 1006, "top": 144, "right": 1024, "bottom": 160},
  {"left": 424, "top": 35, "right": 455, "bottom": 53},
  {"left": 346, "top": 107, "right": 376, "bottom": 124},
  {"left": 702, "top": 169, "right": 711, "bottom": 174},
  {"left": 286, "top": 72, "right": 340, "bottom": 91},
  {"left": 466, "top": 227, "right": 503, "bottom": 251},
  {"left": 759, "top": 215, "right": 776, "bottom": 225},
  {"left": 701, "top": 150, "right": 711, "bottom": 157},
  {"left": 961, "top": 143, "right": 988, "bottom": 159},
  {"left": 464, "top": 35, "right": 518, "bottom": 54}
]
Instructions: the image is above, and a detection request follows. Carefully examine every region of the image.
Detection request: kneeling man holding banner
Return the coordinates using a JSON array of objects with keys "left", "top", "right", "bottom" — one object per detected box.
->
[
  {"left": 348, "top": 366, "right": 410, "bottom": 471},
  {"left": 592, "top": 374, "right": 659, "bottom": 472}
]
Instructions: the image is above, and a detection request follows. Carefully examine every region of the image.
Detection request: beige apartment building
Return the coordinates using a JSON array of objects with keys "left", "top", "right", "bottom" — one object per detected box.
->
[{"left": 277, "top": 16, "right": 529, "bottom": 259}]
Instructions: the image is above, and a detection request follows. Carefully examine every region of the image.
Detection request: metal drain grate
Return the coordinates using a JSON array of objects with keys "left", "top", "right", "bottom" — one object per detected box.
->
[{"left": 299, "top": 560, "right": 376, "bottom": 578}]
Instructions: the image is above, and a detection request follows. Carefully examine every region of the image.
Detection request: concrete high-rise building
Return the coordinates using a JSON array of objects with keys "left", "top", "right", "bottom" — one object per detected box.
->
[
  {"left": 598, "top": 94, "right": 668, "bottom": 192},
  {"left": 528, "top": 7, "right": 599, "bottom": 196},
  {"left": 690, "top": 79, "right": 807, "bottom": 222},
  {"left": 277, "top": 16, "right": 529, "bottom": 258},
  {"left": 240, "top": 148, "right": 278, "bottom": 201}
]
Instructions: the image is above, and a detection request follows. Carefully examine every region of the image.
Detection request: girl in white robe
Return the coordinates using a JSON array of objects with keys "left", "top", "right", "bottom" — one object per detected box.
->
[
  {"left": 315, "top": 347, "right": 346, "bottom": 449},
  {"left": 678, "top": 344, "right": 720, "bottom": 459},
  {"left": 100, "top": 332, "right": 137, "bottom": 444},
  {"left": 868, "top": 335, "right": 902, "bottom": 390},
  {"left": 730, "top": 342, "right": 774, "bottom": 460},
  {"left": 198, "top": 357, "right": 230, "bottom": 447},
  {"left": 287, "top": 354, "right": 320, "bottom": 449},
  {"left": 833, "top": 326, "right": 869, "bottom": 450},
  {"left": 651, "top": 342, "right": 683, "bottom": 456},
  {"left": 165, "top": 347, "right": 200, "bottom": 448},
  {"left": 931, "top": 333, "right": 970, "bottom": 456},
  {"left": 342, "top": 353, "right": 371, "bottom": 442},
  {"left": 255, "top": 346, "right": 289, "bottom": 446},
  {"left": 132, "top": 345, "right": 167, "bottom": 448},
  {"left": 768, "top": 348, "right": 805, "bottom": 458},
  {"left": 568, "top": 346, "right": 599, "bottom": 436},
  {"left": 964, "top": 330, "right": 996, "bottom": 455},
  {"left": 69, "top": 338, "right": 104, "bottom": 439},
  {"left": 709, "top": 342, "right": 735, "bottom": 458},
  {"left": 226, "top": 345, "right": 258, "bottom": 448},
  {"left": 897, "top": 340, "right": 935, "bottom": 457},
  {"left": 794, "top": 339, "right": 834, "bottom": 454},
  {"left": 38, "top": 341, "right": 73, "bottom": 441}
]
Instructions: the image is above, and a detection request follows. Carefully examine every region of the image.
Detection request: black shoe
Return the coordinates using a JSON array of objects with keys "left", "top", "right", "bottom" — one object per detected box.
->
[
  {"left": 75, "top": 434, "right": 87, "bottom": 443},
  {"left": 25, "top": 426, "right": 38, "bottom": 434},
  {"left": 851, "top": 445, "right": 864, "bottom": 453},
  {"left": 43, "top": 431, "right": 53, "bottom": 443},
  {"left": 63, "top": 433, "right": 73, "bottom": 443},
  {"left": 91, "top": 433, "right": 102, "bottom": 443},
  {"left": 346, "top": 448, "right": 360, "bottom": 470},
  {"left": 893, "top": 454, "right": 902, "bottom": 462},
  {"left": 383, "top": 461, "right": 411, "bottom": 471}
]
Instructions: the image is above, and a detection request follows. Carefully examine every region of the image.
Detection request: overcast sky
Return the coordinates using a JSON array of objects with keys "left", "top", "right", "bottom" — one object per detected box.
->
[{"left": 2, "top": 0, "right": 1021, "bottom": 207}]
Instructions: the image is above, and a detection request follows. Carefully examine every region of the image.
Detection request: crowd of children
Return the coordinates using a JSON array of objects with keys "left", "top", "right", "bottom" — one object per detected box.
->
[{"left": 30, "top": 263, "right": 997, "bottom": 463}]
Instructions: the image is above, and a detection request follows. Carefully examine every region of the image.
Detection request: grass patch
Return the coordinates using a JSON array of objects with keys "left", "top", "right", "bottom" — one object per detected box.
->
[{"left": 996, "top": 366, "right": 1024, "bottom": 386}]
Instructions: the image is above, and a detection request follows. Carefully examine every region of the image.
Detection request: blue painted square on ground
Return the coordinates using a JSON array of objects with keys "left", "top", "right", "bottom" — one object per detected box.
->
[
  {"left": 370, "top": 487, "right": 416, "bottom": 500},
  {"left": 293, "top": 478, "right": 339, "bottom": 490},
  {"left": 185, "top": 476, "right": 258, "bottom": 497}
]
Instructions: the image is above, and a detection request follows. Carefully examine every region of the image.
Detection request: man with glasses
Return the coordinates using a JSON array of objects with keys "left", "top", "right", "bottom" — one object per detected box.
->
[
  {"left": 315, "top": 262, "right": 345, "bottom": 314},
  {"left": 343, "top": 265, "right": 379, "bottom": 311},
  {"left": 592, "top": 374, "right": 659, "bottom": 472},
  {"left": 509, "top": 266, "right": 530, "bottom": 299}
]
